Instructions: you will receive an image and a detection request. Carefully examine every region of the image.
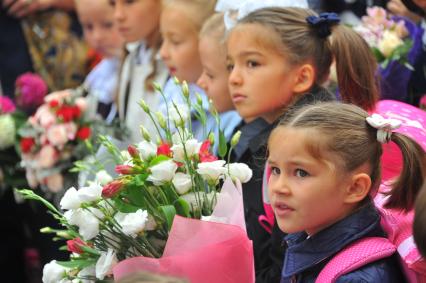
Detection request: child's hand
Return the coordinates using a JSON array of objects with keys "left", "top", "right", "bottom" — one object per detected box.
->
[{"left": 387, "top": 0, "right": 422, "bottom": 23}]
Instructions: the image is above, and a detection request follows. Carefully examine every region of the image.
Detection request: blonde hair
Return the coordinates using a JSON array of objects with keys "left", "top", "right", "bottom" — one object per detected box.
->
[
  {"left": 237, "top": 7, "right": 379, "bottom": 111},
  {"left": 162, "top": 0, "right": 217, "bottom": 32},
  {"left": 270, "top": 102, "right": 425, "bottom": 210}
]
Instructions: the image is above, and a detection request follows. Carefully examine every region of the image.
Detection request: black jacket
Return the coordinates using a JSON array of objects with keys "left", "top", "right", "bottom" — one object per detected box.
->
[{"left": 231, "top": 86, "right": 335, "bottom": 283}]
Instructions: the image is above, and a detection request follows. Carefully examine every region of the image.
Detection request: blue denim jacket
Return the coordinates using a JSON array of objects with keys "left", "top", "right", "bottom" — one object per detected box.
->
[{"left": 281, "top": 202, "right": 406, "bottom": 283}]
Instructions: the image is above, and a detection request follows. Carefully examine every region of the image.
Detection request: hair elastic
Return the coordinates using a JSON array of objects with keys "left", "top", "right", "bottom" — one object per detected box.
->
[
  {"left": 366, "top": 114, "right": 402, "bottom": 144},
  {"left": 306, "top": 12, "right": 340, "bottom": 38}
]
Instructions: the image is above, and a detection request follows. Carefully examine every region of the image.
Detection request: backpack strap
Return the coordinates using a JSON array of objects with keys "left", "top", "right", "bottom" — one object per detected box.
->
[{"left": 316, "top": 237, "right": 396, "bottom": 283}]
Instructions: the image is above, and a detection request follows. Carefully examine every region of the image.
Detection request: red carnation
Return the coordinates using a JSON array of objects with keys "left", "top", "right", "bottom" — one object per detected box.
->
[
  {"left": 66, "top": 237, "right": 87, "bottom": 254},
  {"left": 102, "top": 180, "right": 124, "bottom": 198},
  {"left": 20, "top": 137, "right": 35, "bottom": 153},
  {"left": 77, "top": 127, "right": 91, "bottom": 140},
  {"left": 157, "top": 141, "right": 172, "bottom": 157}
]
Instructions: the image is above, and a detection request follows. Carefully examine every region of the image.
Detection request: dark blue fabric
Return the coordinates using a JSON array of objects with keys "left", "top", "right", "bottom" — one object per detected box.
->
[
  {"left": 306, "top": 13, "right": 340, "bottom": 38},
  {"left": 280, "top": 202, "right": 406, "bottom": 283}
]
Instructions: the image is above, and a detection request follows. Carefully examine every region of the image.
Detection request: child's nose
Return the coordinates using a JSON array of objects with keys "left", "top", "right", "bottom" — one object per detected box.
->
[
  {"left": 159, "top": 42, "right": 169, "bottom": 60},
  {"left": 228, "top": 67, "right": 242, "bottom": 86},
  {"left": 114, "top": 2, "right": 125, "bottom": 21},
  {"left": 197, "top": 73, "right": 207, "bottom": 91}
]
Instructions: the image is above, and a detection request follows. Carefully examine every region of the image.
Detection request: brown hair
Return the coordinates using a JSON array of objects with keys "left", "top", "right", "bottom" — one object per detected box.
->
[
  {"left": 271, "top": 102, "right": 425, "bottom": 210},
  {"left": 162, "top": 0, "right": 217, "bottom": 32},
  {"left": 414, "top": 183, "right": 426, "bottom": 258},
  {"left": 237, "top": 7, "right": 379, "bottom": 111}
]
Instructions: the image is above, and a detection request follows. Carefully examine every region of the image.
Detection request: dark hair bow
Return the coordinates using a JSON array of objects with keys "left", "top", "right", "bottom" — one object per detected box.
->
[{"left": 306, "top": 12, "right": 340, "bottom": 38}]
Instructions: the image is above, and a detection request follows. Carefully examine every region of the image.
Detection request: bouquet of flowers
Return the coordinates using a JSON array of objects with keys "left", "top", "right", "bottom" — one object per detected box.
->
[
  {"left": 354, "top": 6, "right": 413, "bottom": 69},
  {"left": 18, "top": 80, "right": 254, "bottom": 282},
  {"left": 18, "top": 89, "right": 94, "bottom": 193}
]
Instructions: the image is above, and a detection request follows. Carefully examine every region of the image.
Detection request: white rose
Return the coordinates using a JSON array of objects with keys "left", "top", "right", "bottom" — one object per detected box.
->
[
  {"left": 95, "top": 170, "right": 113, "bottom": 186},
  {"left": 95, "top": 248, "right": 117, "bottom": 280},
  {"left": 227, "top": 163, "right": 253, "bottom": 183},
  {"left": 197, "top": 160, "right": 227, "bottom": 184},
  {"left": 60, "top": 187, "right": 81, "bottom": 210},
  {"left": 137, "top": 140, "right": 157, "bottom": 160},
  {"left": 172, "top": 173, "right": 192, "bottom": 195},
  {"left": 0, "top": 115, "right": 16, "bottom": 150},
  {"left": 42, "top": 260, "right": 66, "bottom": 283},
  {"left": 114, "top": 209, "right": 148, "bottom": 237},
  {"left": 147, "top": 160, "right": 178, "bottom": 185},
  {"left": 78, "top": 182, "right": 103, "bottom": 203},
  {"left": 171, "top": 139, "right": 201, "bottom": 163},
  {"left": 378, "top": 30, "right": 403, "bottom": 57}
]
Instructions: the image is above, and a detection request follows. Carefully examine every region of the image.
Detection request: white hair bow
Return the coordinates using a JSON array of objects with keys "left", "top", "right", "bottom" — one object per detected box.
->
[
  {"left": 366, "top": 114, "right": 402, "bottom": 143},
  {"left": 215, "top": 0, "right": 309, "bottom": 30}
]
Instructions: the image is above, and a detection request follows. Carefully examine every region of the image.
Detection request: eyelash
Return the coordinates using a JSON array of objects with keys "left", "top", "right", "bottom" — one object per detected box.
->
[
  {"left": 226, "top": 63, "right": 234, "bottom": 72},
  {"left": 247, "top": 60, "right": 259, "bottom": 68},
  {"left": 270, "top": 167, "right": 310, "bottom": 178}
]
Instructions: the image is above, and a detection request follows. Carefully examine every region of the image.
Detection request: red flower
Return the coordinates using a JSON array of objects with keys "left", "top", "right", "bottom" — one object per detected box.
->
[
  {"left": 77, "top": 127, "right": 91, "bottom": 140},
  {"left": 20, "top": 137, "right": 35, "bottom": 153},
  {"left": 57, "top": 105, "right": 75, "bottom": 122},
  {"left": 102, "top": 180, "right": 124, "bottom": 198},
  {"left": 157, "top": 141, "right": 172, "bottom": 157},
  {"left": 127, "top": 145, "right": 139, "bottom": 158},
  {"left": 115, "top": 165, "right": 134, "bottom": 175},
  {"left": 48, "top": 99, "right": 59, "bottom": 108},
  {"left": 66, "top": 237, "right": 87, "bottom": 254},
  {"left": 199, "top": 140, "right": 218, "bottom": 162}
]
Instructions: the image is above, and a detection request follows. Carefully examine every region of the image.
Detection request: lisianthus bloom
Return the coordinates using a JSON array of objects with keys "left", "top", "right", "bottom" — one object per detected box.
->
[
  {"left": 15, "top": 72, "right": 48, "bottom": 110},
  {"left": 67, "top": 237, "right": 87, "bottom": 254},
  {"left": 198, "top": 140, "right": 218, "bottom": 162},
  {"left": 157, "top": 141, "right": 172, "bottom": 157},
  {"left": 0, "top": 96, "right": 16, "bottom": 114}
]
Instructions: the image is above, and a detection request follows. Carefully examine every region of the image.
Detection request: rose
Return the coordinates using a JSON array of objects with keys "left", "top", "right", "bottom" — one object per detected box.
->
[
  {"left": 35, "top": 105, "right": 56, "bottom": 128},
  {"left": 172, "top": 172, "right": 192, "bottom": 195},
  {"left": 95, "top": 248, "right": 117, "bottom": 280},
  {"left": 147, "top": 160, "right": 178, "bottom": 185},
  {"left": 63, "top": 123, "right": 77, "bottom": 140},
  {"left": 46, "top": 124, "right": 69, "bottom": 147},
  {"left": 137, "top": 140, "right": 157, "bottom": 160},
  {"left": 44, "top": 90, "right": 71, "bottom": 104},
  {"left": 114, "top": 209, "right": 148, "bottom": 237},
  {"left": 15, "top": 72, "right": 48, "bottom": 110},
  {"left": 45, "top": 173, "right": 63, "bottom": 193},
  {"left": 42, "top": 260, "right": 67, "bottom": 283},
  {"left": 227, "top": 163, "right": 253, "bottom": 183},
  {"left": 20, "top": 137, "right": 35, "bottom": 154},
  {"left": 171, "top": 139, "right": 201, "bottom": 163},
  {"left": 37, "top": 145, "right": 58, "bottom": 168},
  {"left": 0, "top": 114, "right": 16, "bottom": 150},
  {"left": 76, "top": 127, "right": 91, "bottom": 140},
  {"left": 0, "top": 96, "right": 16, "bottom": 114},
  {"left": 378, "top": 30, "right": 403, "bottom": 57},
  {"left": 196, "top": 160, "right": 227, "bottom": 185}
]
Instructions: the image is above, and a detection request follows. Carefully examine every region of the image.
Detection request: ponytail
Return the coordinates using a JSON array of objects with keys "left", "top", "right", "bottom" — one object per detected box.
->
[
  {"left": 331, "top": 25, "right": 379, "bottom": 112},
  {"left": 385, "top": 133, "right": 426, "bottom": 210}
]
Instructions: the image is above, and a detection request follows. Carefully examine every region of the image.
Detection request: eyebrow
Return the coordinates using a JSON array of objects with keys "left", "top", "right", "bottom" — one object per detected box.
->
[{"left": 227, "top": 50, "right": 264, "bottom": 60}]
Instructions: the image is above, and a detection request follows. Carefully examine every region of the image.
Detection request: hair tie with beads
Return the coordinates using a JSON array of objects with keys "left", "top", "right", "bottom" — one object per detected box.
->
[
  {"left": 366, "top": 114, "right": 402, "bottom": 144},
  {"left": 306, "top": 12, "right": 340, "bottom": 38}
]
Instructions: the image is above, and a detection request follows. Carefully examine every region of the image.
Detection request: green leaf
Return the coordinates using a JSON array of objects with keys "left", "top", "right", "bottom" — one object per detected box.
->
[
  {"left": 80, "top": 245, "right": 101, "bottom": 256},
  {"left": 149, "top": 155, "right": 170, "bottom": 167},
  {"left": 174, "top": 198, "right": 191, "bottom": 217},
  {"left": 218, "top": 129, "right": 227, "bottom": 159},
  {"left": 113, "top": 198, "right": 140, "bottom": 213},
  {"left": 159, "top": 205, "right": 176, "bottom": 231},
  {"left": 56, "top": 259, "right": 97, "bottom": 269},
  {"left": 371, "top": 47, "right": 386, "bottom": 63}
]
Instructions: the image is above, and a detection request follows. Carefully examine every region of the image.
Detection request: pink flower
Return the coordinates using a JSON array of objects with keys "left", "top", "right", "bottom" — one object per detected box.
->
[
  {"left": 0, "top": 96, "right": 16, "bottom": 114},
  {"left": 34, "top": 105, "right": 56, "bottom": 128},
  {"left": 26, "top": 169, "right": 39, "bottom": 189},
  {"left": 63, "top": 122, "right": 77, "bottom": 140},
  {"left": 15, "top": 72, "right": 48, "bottom": 109},
  {"left": 46, "top": 124, "right": 69, "bottom": 147},
  {"left": 45, "top": 173, "right": 63, "bottom": 193},
  {"left": 115, "top": 165, "right": 135, "bottom": 175},
  {"left": 75, "top": 97, "right": 88, "bottom": 113},
  {"left": 102, "top": 180, "right": 124, "bottom": 198},
  {"left": 44, "top": 90, "right": 71, "bottom": 104},
  {"left": 36, "top": 145, "right": 58, "bottom": 168},
  {"left": 420, "top": 95, "right": 426, "bottom": 110}
]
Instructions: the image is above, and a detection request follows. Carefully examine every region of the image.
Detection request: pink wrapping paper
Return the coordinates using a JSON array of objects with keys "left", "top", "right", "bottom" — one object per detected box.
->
[{"left": 113, "top": 179, "right": 255, "bottom": 283}]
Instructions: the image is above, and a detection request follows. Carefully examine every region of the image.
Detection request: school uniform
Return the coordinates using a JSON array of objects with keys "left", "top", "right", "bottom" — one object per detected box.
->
[
  {"left": 230, "top": 86, "right": 335, "bottom": 283},
  {"left": 281, "top": 202, "right": 405, "bottom": 283}
]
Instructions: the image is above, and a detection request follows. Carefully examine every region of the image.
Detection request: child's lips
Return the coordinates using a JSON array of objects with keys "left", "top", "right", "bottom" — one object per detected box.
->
[
  {"left": 168, "top": 66, "right": 177, "bottom": 74},
  {"left": 273, "top": 202, "right": 294, "bottom": 217},
  {"left": 231, "top": 93, "right": 246, "bottom": 103}
]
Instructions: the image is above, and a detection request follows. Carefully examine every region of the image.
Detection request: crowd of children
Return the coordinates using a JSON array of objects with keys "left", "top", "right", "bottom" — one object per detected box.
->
[{"left": 2, "top": 0, "right": 426, "bottom": 282}]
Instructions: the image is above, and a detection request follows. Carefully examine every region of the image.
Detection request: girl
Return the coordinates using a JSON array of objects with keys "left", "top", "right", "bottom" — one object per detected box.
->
[
  {"left": 110, "top": 0, "right": 168, "bottom": 142},
  {"left": 268, "top": 102, "right": 425, "bottom": 282},
  {"left": 197, "top": 12, "right": 242, "bottom": 151},
  {"left": 75, "top": 0, "right": 124, "bottom": 123},
  {"left": 226, "top": 7, "right": 379, "bottom": 282}
]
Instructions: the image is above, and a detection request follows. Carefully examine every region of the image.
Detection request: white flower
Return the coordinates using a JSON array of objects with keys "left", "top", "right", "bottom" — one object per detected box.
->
[
  {"left": 171, "top": 139, "right": 201, "bottom": 163},
  {"left": 378, "top": 30, "right": 403, "bottom": 57},
  {"left": 197, "top": 160, "right": 227, "bottom": 184},
  {"left": 227, "top": 163, "right": 253, "bottom": 183},
  {"left": 0, "top": 115, "right": 15, "bottom": 150},
  {"left": 147, "top": 160, "right": 178, "bottom": 185},
  {"left": 95, "top": 248, "right": 117, "bottom": 280},
  {"left": 137, "top": 140, "right": 157, "bottom": 160},
  {"left": 78, "top": 265, "right": 96, "bottom": 283},
  {"left": 60, "top": 187, "right": 81, "bottom": 210},
  {"left": 64, "top": 209, "right": 100, "bottom": 240},
  {"left": 95, "top": 170, "right": 113, "bottom": 186},
  {"left": 172, "top": 173, "right": 192, "bottom": 195},
  {"left": 42, "top": 260, "right": 66, "bottom": 283},
  {"left": 114, "top": 209, "right": 148, "bottom": 237},
  {"left": 169, "top": 103, "right": 190, "bottom": 126},
  {"left": 78, "top": 182, "right": 103, "bottom": 203},
  {"left": 171, "top": 129, "right": 191, "bottom": 144},
  {"left": 120, "top": 150, "right": 133, "bottom": 166}
]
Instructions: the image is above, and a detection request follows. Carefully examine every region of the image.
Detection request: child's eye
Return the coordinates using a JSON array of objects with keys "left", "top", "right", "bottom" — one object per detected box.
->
[
  {"left": 295, "top": 169, "right": 309, "bottom": 178},
  {"left": 247, "top": 60, "right": 259, "bottom": 68},
  {"left": 125, "top": 0, "right": 136, "bottom": 4},
  {"left": 226, "top": 63, "right": 234, "bottom": 72},
  {"left": 206, "top": 73, "right": 214, "bottom": 79},
  {"left": 108, "top": 0, "right": 115, "bottom": 6},
  {"left": 270, "top": 166, "right": 281, "bottom": 175},
  {"left": 102, "top": 22, "right": 114, "bottom": 29}
]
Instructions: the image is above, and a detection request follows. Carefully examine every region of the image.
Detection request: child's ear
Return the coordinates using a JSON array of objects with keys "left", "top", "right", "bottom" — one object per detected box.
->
[
  {"left": 292, "top": 64, "right": 315, "bottom": 94},
  {"left": 343, "top": 173, "right": 371, "bottom": 204}
]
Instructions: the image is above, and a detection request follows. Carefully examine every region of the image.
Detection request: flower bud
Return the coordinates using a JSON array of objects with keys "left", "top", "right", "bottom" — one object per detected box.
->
[
  {"left": 231, "top": 131, "right": 241, "bottom": 147},
  {"left": 67, "top": 237, "right": 86, "bottom": 254},
  {"left": 196, "top": 93, "right": 203, "bottom": 106},
  {"left": 140, "top": 125, "right": 151, "bottom": 142},
  {"left": 181, "top": 81, "right": 190, "bottom": 98},
  {"left": 138, "top": 99, "right": 150, "bottom": 113},
  {"left": 40, "top": 227, "right": 53, "bottom": 233},
  {"left": 152, "top": 82, "right": 162, "bottom": 92},
  {"left": 127, "top": 144, "right": 139, "bottom": 158},
  {"left": 155, "top": 111, "right": 167, "bottom": 129},
  {"left": 102, "top": 180, "right": 124, "bottom": 198},
  {"left": 56, "top": 231, "right": 73, "bottom": 239},
  {"left": 208, "top": 132, "right": 215, "bottom": 146},
  {"left": 173, "top": 76, "right": 180, "bottom": 85},
  {"left": 115, "top": 165, "right": 135, "bottom": 175}
]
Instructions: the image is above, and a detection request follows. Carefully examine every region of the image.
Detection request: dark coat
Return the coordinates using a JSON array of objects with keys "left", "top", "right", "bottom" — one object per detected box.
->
[
  {"left": 281, "top": 202, "right": 406, "bottom": 283},
  {"left": 231, "top": 86, "right": 335, "bottom": 283}
]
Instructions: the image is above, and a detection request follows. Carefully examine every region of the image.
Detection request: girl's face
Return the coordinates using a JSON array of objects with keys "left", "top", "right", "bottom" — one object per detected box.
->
[
  {"left": 159, "top": 5, "right": 202, "bottom": 83},
  {"left": 227, "top": 24, "right": 300, "bottom": 123},
  {"left": 267, "top": 127, "right": 354, "bottom": 236},
  {"left": 76, "top": 0, "right": 124, "bottom": 58},
  {"left": 197, "top": 37, "right": 234, "bottom": 113},
  {"left": 110, "top": 0, "right": 161, "bottom": 44}
]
